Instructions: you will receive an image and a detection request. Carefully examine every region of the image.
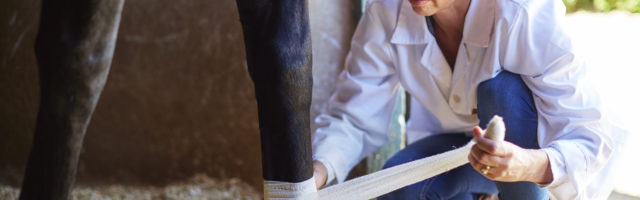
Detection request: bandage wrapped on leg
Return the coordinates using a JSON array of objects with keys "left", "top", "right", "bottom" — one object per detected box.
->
[{"left": 264, "top": 177, "right": 317, "bottom": 200}]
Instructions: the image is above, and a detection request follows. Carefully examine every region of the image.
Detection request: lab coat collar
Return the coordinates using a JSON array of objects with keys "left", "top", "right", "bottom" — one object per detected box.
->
[{"left": 390, "top": 0, "right": 495, "bottom": 47}]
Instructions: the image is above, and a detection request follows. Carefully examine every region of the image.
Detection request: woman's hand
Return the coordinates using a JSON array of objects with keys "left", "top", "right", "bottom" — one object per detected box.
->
[
  {"left": 313, "top": 160, "right": 328, "bottom": 189},
  {"left": 468, "top": 126, "right": 553, "bottom": 184}
]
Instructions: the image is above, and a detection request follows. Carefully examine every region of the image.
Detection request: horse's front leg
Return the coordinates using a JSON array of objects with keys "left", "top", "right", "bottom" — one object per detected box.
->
[
  {"left": 20, "top": 1, "right": 124, "bottom": 199},
  {"left": 234, "top": 0, "right": 315, "bottom": 198}
]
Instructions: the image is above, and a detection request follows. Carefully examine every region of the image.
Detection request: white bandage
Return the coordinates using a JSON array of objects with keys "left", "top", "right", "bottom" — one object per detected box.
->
[
  {"left": 264, "top": 177, "right": 317, "bottom": 200},
  {"left": 298, "top": 115, "right": 505, "bottom": 200},
  {"left": 263, "top": 116, "right": 504, "bottom": 200}
]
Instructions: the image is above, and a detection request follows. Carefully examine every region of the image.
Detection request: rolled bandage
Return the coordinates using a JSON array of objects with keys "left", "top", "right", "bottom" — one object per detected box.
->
[
  {"left": 484, "top": 115, "right": 505, "bottom": 142},
  {"left": 296, "top": 115, "right": 506, "bottom": 200}
]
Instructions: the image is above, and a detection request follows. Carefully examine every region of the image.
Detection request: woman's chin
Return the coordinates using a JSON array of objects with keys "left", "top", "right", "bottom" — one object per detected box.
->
[{"left": 412, "top": 6, "right": 437, "bottom": 16}]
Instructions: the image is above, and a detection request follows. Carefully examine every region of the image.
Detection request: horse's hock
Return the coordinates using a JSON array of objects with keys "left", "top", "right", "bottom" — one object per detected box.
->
[{"left": 0, "top": 0, "right": 357, "bottom": 192}]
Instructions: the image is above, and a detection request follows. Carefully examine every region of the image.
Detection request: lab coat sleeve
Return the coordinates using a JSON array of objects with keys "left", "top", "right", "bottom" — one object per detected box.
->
[
  {"left": 523, "top": 53, "right": 613, "bottom": 200},
  {"left": 501, "top": 0, "right": 614, "bottom": 199},
  {"left": 312, "top": 2, "right": 400, "bottom": 184}
]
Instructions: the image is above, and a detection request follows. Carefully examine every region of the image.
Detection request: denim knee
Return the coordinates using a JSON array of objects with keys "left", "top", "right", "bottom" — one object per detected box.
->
[{"left": 477, "top": 71, "right": 533, "bottom": 123}]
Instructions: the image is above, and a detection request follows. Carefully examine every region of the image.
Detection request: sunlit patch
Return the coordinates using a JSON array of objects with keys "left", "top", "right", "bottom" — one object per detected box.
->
[{"left": 565, "top": 11, "right": 640, "bottom": 198}]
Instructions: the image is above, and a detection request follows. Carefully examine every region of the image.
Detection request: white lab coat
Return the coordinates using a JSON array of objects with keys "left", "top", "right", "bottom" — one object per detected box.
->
[{"left": 312, "top": 0, "right": 617, "bottom": 199}]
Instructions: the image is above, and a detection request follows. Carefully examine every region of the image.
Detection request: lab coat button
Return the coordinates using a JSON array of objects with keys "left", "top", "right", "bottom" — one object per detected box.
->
[{"left": 452, "top": 95, "right": 461, "bottom": 103}]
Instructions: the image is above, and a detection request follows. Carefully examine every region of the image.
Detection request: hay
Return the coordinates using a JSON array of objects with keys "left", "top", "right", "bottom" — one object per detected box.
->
[{"left": 0, "top": 174, "right": 259, "bottom": 200}]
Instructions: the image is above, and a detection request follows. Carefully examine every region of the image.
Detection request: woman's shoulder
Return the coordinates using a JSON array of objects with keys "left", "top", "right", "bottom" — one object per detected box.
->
[
  {"left": 494, "top": 0, "right": 567, "bottom": 28},
  {"left": 494, "top": 0, "right": 575, "bottom": 75}
]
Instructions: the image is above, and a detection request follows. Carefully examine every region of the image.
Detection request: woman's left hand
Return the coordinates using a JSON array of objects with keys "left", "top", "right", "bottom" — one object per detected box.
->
[{"left": 468, "top": 126, "right": 553, "bottom": 184}]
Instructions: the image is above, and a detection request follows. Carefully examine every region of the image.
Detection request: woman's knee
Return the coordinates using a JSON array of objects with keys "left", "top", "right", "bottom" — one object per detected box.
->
[{"left": 476, "top": 71, "right": 535, "bottom": 127}]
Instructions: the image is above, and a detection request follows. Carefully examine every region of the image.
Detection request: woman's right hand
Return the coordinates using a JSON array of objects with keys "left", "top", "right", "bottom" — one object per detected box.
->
[{"left": 313, "top": 160, "right": 328, "bottom": 189}]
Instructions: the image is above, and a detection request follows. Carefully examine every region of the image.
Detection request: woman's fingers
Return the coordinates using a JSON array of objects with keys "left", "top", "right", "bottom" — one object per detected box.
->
[
  {"left": 468, "top": 152, "right": 501, "bottom": 179},
  {"left": 468, "top": 152, "right": 484, "bottom": 170},
  {"left": 473, "top": 126, "right": 484, "bottom": 137},
  {"left": 474, "top": 134, "right": 508, "bottom": 156},
  {"left": 470, "top": 126, "right": 530, "bottom": 181},
  {"left": 470, "top": 145, "right": 506, "bottom": 167}
]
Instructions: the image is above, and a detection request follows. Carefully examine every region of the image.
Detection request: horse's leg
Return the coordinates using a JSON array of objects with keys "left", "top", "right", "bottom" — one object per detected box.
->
[
  {"left": 234, "top": 0, "right": 315, "bottom": 197},
  {"left": 19, "top": 1, "right": 124, "bottom": 199}
]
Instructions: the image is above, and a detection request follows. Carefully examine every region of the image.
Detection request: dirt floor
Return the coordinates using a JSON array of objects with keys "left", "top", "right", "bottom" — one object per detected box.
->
[{"left": 0, "top": 174, "right": 259, "bottom": 200}]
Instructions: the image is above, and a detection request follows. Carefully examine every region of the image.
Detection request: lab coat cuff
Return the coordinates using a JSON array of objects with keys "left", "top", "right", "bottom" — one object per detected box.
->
[{"left": 540, "top": 147, "right": 567, "bottom": 188}]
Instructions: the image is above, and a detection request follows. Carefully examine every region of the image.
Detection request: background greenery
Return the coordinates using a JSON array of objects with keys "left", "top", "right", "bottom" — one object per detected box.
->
[{"left": 564, "top": 0, "right": 640, "bottom": 13}]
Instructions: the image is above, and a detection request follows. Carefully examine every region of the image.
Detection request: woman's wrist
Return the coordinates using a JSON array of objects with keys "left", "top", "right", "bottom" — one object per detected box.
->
[{"left": 524, "top": 149, "right": 553, "bottom": 184}]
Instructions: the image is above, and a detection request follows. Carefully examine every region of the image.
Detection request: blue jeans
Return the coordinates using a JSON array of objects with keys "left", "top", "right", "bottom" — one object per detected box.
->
[{"left": 379, "top": 71, "right": 548, "bottom": 200}]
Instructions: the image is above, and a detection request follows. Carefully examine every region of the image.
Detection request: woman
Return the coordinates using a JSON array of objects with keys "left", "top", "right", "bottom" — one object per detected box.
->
[{"left": 310, "top": 0, "right": 615, "bottom": 199}]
